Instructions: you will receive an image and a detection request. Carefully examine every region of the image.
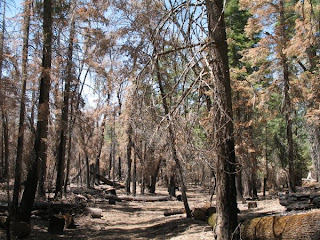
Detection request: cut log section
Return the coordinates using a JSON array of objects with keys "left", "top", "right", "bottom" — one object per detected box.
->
[
  {"left": 86, "top": 207, "right": 102, "bottom": 218},
  {"left": 241, "top": 210, "right": 320, "bottom": 240}
]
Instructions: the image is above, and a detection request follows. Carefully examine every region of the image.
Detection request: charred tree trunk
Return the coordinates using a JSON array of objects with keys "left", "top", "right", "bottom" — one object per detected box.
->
[
  {"left": 55, "top": 6, "right": 76, "bottom": 197},
  {"left": 95, "top": 114, "right": 106, "bottom": 185},
  {"left": 0, "top": 0, "right": 7, "bottom": 182},
  {"left": 13, "top": 0, "right": 31, "bottom": 210},
  {"left": 148, "top": 158, "right": 162, "bottom": 194},
  {"left": 205, "top": 0, "right": 238, "bottom": 239},
  {"left": 168, "top": 174, "right": 176, "bottom": 197},
  {"left": 263, "top": 125, "right": 269, "bottom": 197},
  {"left": 19, "top": 0, "right": 52, "bottom": 222},
  {"left": 64, "top": 119, "right": 72, "bottom": 193},
  {"left": 108, "top": 150, "right": 112, "bottom": 179},
  {"left": 1, "top": 114, "right": 8, "bottom": 181},
  {"left": 132, "top": 152, "right": 137, "bottom": 196},
  {"left": 125, "top": 124, "right": 132, "bottom": 194},
  {"left": 85, "top": 153, "right": 90, "bottom": 188}
]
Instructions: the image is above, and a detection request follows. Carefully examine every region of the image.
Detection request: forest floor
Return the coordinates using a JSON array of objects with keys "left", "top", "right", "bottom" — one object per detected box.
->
[{"left": 0, "top": 183, "right": 288, "bottom": 240}]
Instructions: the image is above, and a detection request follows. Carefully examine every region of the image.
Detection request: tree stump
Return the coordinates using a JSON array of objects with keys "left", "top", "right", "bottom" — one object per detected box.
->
[
  {"left": 241, "top": 210, "right": 320, "bottom": 239},
  {"left": 0, "top": 216, "right": 6, "bottom": 229},
  {"left": 48, "top": 214, "right": 65, "bottom": 234},
  {"left": 192, "top": 208, "right": 207, "bottom": 221},
  {"left": 10, "top": 221, "right": 31, "bottom": 239},
  {"left": 248, "top": 201, "right": 257, "bottom": 209},
  {"left": 63, "top": 213, "right": 75, "bottom": 229}
]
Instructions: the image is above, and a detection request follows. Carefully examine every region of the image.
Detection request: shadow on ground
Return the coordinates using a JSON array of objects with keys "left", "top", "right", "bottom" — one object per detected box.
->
[{"left": 21, "top": 217, "right": 208, "bottom": 240}]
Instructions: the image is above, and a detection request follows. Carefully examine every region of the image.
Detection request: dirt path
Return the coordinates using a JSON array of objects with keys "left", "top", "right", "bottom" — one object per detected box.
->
[{"left": 1, "top": 185, "right": 286, "bottom": 240}]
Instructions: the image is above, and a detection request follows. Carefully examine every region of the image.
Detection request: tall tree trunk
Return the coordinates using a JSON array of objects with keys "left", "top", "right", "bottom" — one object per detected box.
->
[
  {"left": 205, "top": 0, "right": 238, "bottom": 239},
  {"left": 1, "top": 119, "right": 3, "bottom": 180},
  {"left": 279, "top": 0, "right": 295, "bottom": 192},
  {"left": 125, "top": 124, "right": 132, "bottom": 194},
  {"left": 155, "top": 57, "right": 192, "bottom": 218},
  {"left": 95, "top": 114, "right": 106, "bottom": 185},
  {"left": 309, "top": 125, "right": 320, "bottom": 181},
  {"left": 0, "top": 0, "right": 6, "bottom": 182},
  {"left": 85, "top": 153, "right": 90, "bottom": 188},
  {"left": 132, "top": 152, "right": 137, "bottom": 196},
  {"left": 112, "top": 111, "right": 116, "bottom": 187},
  {"left": 1, "top": 114, "right": 8, "bottom": 180},
  {"left": 148, "top": 158, "right": 161, "bottom": 194},
  {"left": 263, "top": 124, "right": 269, "bottom": 197},
  {"left": 19, "top": 0, "right": 52, "bottom": 223},
  {"left": 12, "top": 0, "right": 31, "bottom": 210},
  {"left": 55, "top": 6, "right": 76, "bottom": 197},
  {"left": 108, "top": 150, "right": 112, "bottom": 179},
  {"left": 64, "top": 117, "right": 72, "bottom": 192}
]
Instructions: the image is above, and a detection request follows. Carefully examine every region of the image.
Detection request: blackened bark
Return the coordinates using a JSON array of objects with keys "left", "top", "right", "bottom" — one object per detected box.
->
[
  {"left": 205, "top": 0, "right": 238, "bottom": 239},
  {"left": 168, "top": 174, "right": 176, "bottom": 197},
  {"left": 55, "top": 9, "right": 76, "bottom": 197},
  {"left": 125, "top": 124, "right": 132, "bottom": 194},
  {"left": 13, "top": 0, "right": 31, "bottom": 210},
  {"left": 132, "top": 152, "right": 137, "bottom": 196},
  {"left": 148, "top": 158, "right": 162, "bottom": 194},
  {"left": 1, "top": 114, "right": 8, "bottom": 180},
  {"left": 118, "top": 156, "right": 122, "bottom": 180},
  {"left": 19, "top": 0, "right": 52, "bottom": 222},
  {"left": 64, "top": 118, "right": 72, "bottom": 193},
  {"left": 95, "top": 114, "right": 106, "bottom": 185},
  {"left": 0, "top": 0, "right": 7, "bottom": 182}
]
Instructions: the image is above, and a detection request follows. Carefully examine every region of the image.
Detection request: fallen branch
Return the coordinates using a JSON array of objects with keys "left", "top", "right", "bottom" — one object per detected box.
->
[{"left": 90, "top": 172, "right": 125, "bottom": 189}]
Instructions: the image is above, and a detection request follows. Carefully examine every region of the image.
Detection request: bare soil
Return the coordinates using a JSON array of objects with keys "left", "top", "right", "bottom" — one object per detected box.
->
[{"left": 0, "top": 184, "right": 286, "bottom": 240}]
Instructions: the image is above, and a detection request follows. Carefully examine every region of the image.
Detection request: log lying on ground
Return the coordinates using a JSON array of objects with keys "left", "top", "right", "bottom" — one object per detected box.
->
[
  {"left": 86, "top": 207, "right": 102, "bottom": 218},
  {"left": 241, "top": 210, "right": 320, "bottom": 240},
  {"left": 279, "top": 192, "right": 320, "bottom": 211},
  {"left": 117, "top": 195, "right": 172, "bottom": 202},
  {"left": 90, "top": 172, "right": 125, "bottom": 189},
  {"left": 164, "top": 209, "right": 185, "bottom": 216}
]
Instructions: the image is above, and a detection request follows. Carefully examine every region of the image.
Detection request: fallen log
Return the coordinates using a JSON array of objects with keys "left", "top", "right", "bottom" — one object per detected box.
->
[
  {"left": 164, "top": 209, "right": 185, "bottom": 216},
  {"left": 90, "top": 172, "right": 125, "bottom": 189},
  {"left": 241, "top": 210, "right": 320, "bottom": 240},
  {"left": 86, "top": 207, "right": 102, "bottom": 218},
  {"left": 117, "top": 195, "right": 172, "bottom": 202}
]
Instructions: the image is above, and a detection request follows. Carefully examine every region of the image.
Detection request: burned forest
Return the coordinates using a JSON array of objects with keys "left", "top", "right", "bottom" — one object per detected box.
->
[{"left": 0, "top": 0, "right": 320, "bottom": 239}]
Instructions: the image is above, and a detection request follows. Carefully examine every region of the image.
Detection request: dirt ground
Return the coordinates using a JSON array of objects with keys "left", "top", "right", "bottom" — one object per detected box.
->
[{"left": 0, "top": 184, "right": 286, "bottom": 240}]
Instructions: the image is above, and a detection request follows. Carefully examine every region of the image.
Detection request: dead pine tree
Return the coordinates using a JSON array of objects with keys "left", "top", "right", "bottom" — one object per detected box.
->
[
  {"left": 12, "top": 0, "right": 32, "bottom": 212},
  {"left": 18, "top": 0, "right": 52, "bottom": 223},
  {"left": 55, "top": 1, "right": 76, "bottom": 198}
]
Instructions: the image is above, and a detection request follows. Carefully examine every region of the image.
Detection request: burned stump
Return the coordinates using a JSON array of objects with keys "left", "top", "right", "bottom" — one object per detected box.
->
[{"left": 48, "top": 214, "right": 65, "bottom": 234}]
